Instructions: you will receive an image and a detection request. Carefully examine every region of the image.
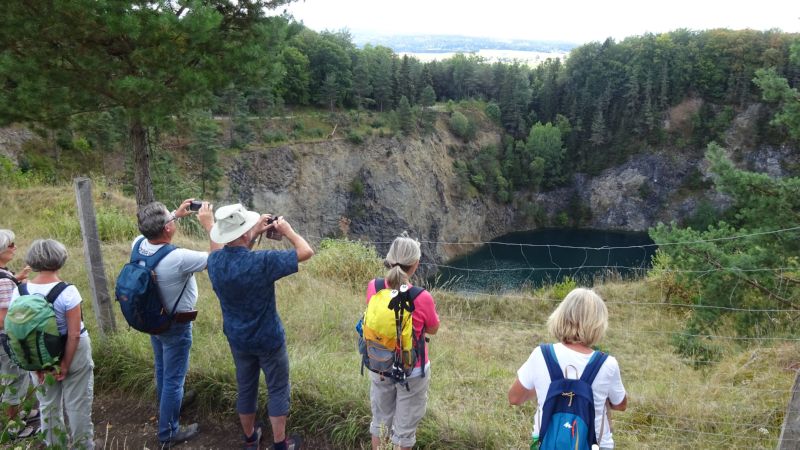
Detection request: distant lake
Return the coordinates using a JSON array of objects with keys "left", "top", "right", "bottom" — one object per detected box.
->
[
  {"left": 428, "top": 228, "right": 657, "bottom": 292},
  {"left": 401, "top": 49, "right": 567, "bottom": 66}
]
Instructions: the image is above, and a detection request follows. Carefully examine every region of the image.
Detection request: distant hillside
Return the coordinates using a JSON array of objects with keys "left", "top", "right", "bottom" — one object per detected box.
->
[{"left": 351, "top": 32, "right": 576, "bottom": 53}]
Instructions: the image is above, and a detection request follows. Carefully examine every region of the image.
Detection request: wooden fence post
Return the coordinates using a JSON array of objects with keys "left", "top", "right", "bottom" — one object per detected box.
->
[
  {"left": 74, "top": 177, "right": 116, "bottom": 335},
  {"left": 779, "top": 370, "right": 800, "bottom": 449}
]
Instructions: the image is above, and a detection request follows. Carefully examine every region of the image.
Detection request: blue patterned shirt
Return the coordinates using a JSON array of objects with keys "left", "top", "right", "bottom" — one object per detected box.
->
[{"left": 207, "top": 246, "right": 298, "bottom": 351}]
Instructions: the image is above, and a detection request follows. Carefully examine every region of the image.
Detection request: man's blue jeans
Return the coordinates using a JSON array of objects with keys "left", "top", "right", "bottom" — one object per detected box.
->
[{"left": 151, "top": 322, "right": 192, "bottom": 443}]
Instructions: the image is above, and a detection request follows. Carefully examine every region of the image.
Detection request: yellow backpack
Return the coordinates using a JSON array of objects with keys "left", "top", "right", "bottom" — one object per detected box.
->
[{"left": 357, "top": 279, "right": 426, "bottom": 388}]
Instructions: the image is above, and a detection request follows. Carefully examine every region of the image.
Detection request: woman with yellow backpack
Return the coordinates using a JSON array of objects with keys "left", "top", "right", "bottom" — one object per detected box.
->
[{"left": 362, "top": 235, "right": 440, "bottom": 450}]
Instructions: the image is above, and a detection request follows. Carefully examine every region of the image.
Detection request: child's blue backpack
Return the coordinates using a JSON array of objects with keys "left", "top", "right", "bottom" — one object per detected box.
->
[
  {"left": 537, "top": 343, "right": 608, "bottom": 450},
  {"left": 114, "top": 237, "right": 180, "bottom": 334}
]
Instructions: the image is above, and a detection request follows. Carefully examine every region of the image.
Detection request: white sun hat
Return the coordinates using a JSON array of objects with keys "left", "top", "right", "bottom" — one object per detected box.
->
[{"left": 210, "top": 203, "right": 261, "bottom": 244}]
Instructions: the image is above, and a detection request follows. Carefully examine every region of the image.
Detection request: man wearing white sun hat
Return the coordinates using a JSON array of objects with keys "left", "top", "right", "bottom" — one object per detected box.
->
[{"left": 207, "top": 203, "right": 313, "bottom": 450}]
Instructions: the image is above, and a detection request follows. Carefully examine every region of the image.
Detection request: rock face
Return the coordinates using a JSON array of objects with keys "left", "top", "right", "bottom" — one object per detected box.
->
[
  {"left": 228, "top": 129, "right": 508, "bottom": 266},
  {"left": 227, "top": 131, "right": 709, "bottom": 265},
  {"left": 227, "top": 110, "right": 798, "bottom": 265},
  {"left": 0, "top": 126, "right": 36, "bottom": 160}
]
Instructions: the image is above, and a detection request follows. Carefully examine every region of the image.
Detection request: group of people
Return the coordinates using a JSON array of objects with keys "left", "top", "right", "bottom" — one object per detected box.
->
[{"left": 1, "top": 196, "right": 627, "bottom": 450}]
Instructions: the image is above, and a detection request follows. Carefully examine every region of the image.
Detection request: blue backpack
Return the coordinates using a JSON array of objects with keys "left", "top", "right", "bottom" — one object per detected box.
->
[
  {"left": 115, "top": 238, "right": 183, "bottom": 334},
  {"left": 538, "top": 343, "right": 608, "bottom": 450}
]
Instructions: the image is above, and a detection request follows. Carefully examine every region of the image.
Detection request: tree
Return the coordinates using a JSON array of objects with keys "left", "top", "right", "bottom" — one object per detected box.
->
[
  {"left": 526, "top": 122, "right": 565, "bottom": 187},
  {"left": 0, "top": 0, "right": 291, "bottom": 206},
  {"left": 753, "top": 41, "right": 800, "bottom": 140},
  {"left": 650, "top": 143, "right": 800, "bottom": 362},
  {"left": 397, "top": 96, "right": 414, "bottom": 134},
  {"left": 187, "top": 112, "right": 223, "bottom": 198}
]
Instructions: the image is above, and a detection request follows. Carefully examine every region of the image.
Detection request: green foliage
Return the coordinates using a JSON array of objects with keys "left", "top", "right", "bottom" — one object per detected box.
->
[
  {"left": 551, "top": 276, "right": 578, "bottom": 300},
  {"left": 649, "top": 143, "right": 800, "bottom": 361},
  {"left": 346, "top": 130, "right": 364, "bottom": 144},
  {"left": 396, "top": 95, "right": 414, "bottom": 134},
  {"left": 484, "top": 102, "right": 501, "bottom": 124},
  {"left": 449, "top": 111, "right": 474, "bottom": 141},
  {"left": 0, "top": 0, "right": 293, "bottom": 205},
  {"left": 305, "top": 239, "right": 383, "bottom": 291}
]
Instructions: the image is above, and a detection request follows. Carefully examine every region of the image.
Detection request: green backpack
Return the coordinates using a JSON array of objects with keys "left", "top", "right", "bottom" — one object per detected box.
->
[{"left": 2, "top": 282, "right": 69, "bottom": 371}]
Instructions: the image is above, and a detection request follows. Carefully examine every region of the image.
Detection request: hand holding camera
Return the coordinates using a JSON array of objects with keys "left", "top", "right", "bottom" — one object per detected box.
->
[{"left": 264, "top": 215, "right": 283, "bottom": 240}]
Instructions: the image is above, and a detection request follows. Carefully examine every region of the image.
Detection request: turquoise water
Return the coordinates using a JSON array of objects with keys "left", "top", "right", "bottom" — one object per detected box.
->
[{"left": 428, "top": 228, "right": 657, "bottom": 292}]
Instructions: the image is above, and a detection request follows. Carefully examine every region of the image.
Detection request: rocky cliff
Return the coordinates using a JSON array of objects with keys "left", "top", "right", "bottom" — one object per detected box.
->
[{"left": 226, "top": 106, "right": 799, "bottom": 265}]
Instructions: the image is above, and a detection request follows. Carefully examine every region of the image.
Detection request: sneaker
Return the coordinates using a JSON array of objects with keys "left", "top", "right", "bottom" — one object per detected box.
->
[
  {"left": 160, "top": 423, "right": 199, "bottom": 449},
  {"left": 284, "top": 434, "right": 302, "bottom": 450},
  {"left": 19, "top": 408, "right": 40, "bottom": 424},
  {"left": 5, "top": 424, "right": 35, "bottom": 440},
  {"left": 243, "top": 422, "right": 264, "bottom": 450}
]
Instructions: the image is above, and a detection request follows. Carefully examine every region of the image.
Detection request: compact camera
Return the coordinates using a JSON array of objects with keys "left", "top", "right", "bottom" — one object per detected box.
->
[
  {"left": 189, "top": 200, "right": 203, "bottom": 211},
  {"left": 264, "top": 215, "right": 282, "bottom": 240}
]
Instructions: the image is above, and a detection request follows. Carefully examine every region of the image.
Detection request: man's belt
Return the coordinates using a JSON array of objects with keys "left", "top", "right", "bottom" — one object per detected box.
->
[{"left": 173, "top": 310, "right": 198, "bottom": 323}]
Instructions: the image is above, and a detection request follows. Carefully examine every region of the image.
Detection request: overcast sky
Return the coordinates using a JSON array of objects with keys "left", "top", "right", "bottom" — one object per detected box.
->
[{"left": 281, "top": 0, "right": 800, "bottom": 44}]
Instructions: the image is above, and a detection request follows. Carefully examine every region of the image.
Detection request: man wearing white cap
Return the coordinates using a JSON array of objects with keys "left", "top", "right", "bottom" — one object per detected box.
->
[{"left": 207, "top": 204, "right": 313, "bottom": 450}]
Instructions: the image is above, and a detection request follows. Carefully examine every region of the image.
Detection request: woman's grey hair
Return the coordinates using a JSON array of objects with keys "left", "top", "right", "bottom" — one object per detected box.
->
[
  {"left": 0, "top": 229, "right": 15, "bottom": 253},
  {"left": 384, "top": 234, "right": 422, "bottom": 289},
  {"left": 547, "top": 287, "right": 608, "bottom": 347},
  {"left": 137, "top": 201, "right": 171, "bottom": 239},
  {"left": 25, "top": 239, "right": 68, "bottom": 272}
]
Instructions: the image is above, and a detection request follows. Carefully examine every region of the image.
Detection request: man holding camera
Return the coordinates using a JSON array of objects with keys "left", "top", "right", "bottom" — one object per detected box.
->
[
  {"left": 132, "top": 199, "right": 220, "bottom": 449},
  {"left": 206, "top": 203, "right": 313, "bottom": 450}
]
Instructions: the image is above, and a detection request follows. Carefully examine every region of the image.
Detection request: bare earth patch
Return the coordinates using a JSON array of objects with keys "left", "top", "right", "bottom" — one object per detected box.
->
[{"left": 92, "top": 391, "right": 335, "bottom": 450}]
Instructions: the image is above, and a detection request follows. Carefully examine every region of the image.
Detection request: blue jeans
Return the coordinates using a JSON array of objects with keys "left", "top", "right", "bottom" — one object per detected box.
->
[
  {"left": 230, "top": 342, "right": 290, "bottom": 417},
  {"left": 151, "top": 322, "right": 192, "bottom": 442}
]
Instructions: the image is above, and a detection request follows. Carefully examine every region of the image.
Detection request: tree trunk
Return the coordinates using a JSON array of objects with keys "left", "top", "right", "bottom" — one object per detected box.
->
[{"left": 130, "top": 118, "right": 155, "bottom": 207}]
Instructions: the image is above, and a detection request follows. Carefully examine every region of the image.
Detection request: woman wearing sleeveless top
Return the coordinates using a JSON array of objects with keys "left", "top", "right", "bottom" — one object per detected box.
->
[
  {"left": 365, "top": 235, "right": 440, "bottom": 450},
  {"left": 12, "top": 239, "right": 94, "bottom": 449}
]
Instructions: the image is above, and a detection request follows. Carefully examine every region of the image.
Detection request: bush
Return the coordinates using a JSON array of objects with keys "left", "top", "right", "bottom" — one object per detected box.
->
[
  {"left": 450, "top": 111, "right": 470, "bottom": 140},
  {"left": 346, "top": 130, "right": 364, "bottom": 144},
  {"left": 306, "top": 239, "right": 383, "bottom": 291}
]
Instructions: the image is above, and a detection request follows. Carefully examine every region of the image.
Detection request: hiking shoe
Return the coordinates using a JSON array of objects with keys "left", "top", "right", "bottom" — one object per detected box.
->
[
  {"left": 180, "top": 389, "right": 197, "bottom": 413},
  {"left": 19, "top": 408, "right": 40, "bottom": 424},
  {"left": 243, "top": 422, "right": 264, "bottom": 450},
  {"left": 160, "top": 423, "right": 199, "bottom": 449},
  {"left": 5, "top": 424, "right": 35, "bottom": 440}
]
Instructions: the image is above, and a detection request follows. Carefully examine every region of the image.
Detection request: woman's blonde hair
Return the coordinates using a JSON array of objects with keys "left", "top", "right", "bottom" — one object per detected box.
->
[
  {"left": 383, "top": 234, "right": 421, "bottom": 289},
  {"left": 547, "top": 287, "right": 608, "bottom": 347}
]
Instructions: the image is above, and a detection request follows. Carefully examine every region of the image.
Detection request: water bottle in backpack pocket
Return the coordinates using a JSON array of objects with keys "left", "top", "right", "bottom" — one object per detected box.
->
[
  {"left": 3, "top": 282, "right": 69, "bottom": 371},
  {"left": 537, "top": 343, "right": 608, "bottom": 450}
]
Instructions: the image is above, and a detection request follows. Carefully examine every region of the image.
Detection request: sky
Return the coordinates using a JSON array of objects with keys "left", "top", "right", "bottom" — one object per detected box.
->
[{"left": 280, "top": 0, "right": 800, "bottom": 44}]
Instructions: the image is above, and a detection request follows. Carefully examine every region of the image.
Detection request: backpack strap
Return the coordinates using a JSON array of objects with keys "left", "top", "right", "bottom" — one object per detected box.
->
[
  {"left": 131, "top": 237, "right": 177, "bottom": 268},
  {"left": 579, "top": 350, "right": 609, "bottom": 384},
  {"left": 44, "top": 282, "right": 71, "bottom": 305},
  {"left": 0, "top": 271, "right": 20, "bottom": 286},
  {"left": 18, "top": 282, "right": 28, "bottom": 296},
  {"left": 374, "top": 278, "right": 425, "bottom": 301},
  {"left": 374, "top": 278, "right": 384, "bottom": 291},
  {"left": 540, "top": 343, "right": 564, "bottom": 382}
]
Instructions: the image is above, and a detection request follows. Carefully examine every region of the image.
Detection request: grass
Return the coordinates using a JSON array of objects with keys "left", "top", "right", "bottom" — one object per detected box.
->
[{"left": 1, "top": 183, "right": 797, "bottom": 449}]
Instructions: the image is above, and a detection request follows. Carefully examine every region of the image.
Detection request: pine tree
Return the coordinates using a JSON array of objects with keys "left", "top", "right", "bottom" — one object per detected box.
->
[{"left": 0, "top": 0, "right": 291, "bottom": 206}]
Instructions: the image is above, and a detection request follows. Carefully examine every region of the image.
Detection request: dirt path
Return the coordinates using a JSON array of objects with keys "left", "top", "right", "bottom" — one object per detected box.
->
[{"left": 92, "top": 391, "right": 335, "bottom": 450}]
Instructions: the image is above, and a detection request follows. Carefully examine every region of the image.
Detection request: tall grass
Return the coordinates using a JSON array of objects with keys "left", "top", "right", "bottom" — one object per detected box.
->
[{"left": 1, "top": 183, "right": 796, "bottom": 449}]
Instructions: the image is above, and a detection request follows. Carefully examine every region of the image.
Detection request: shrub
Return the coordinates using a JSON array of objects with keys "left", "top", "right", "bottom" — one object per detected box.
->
[
  {"left": 346, "top": 130, "right": 364, "bottom": 144},
  {"left": 306, "top": 239, "right": 383, "bottom": 291}
]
